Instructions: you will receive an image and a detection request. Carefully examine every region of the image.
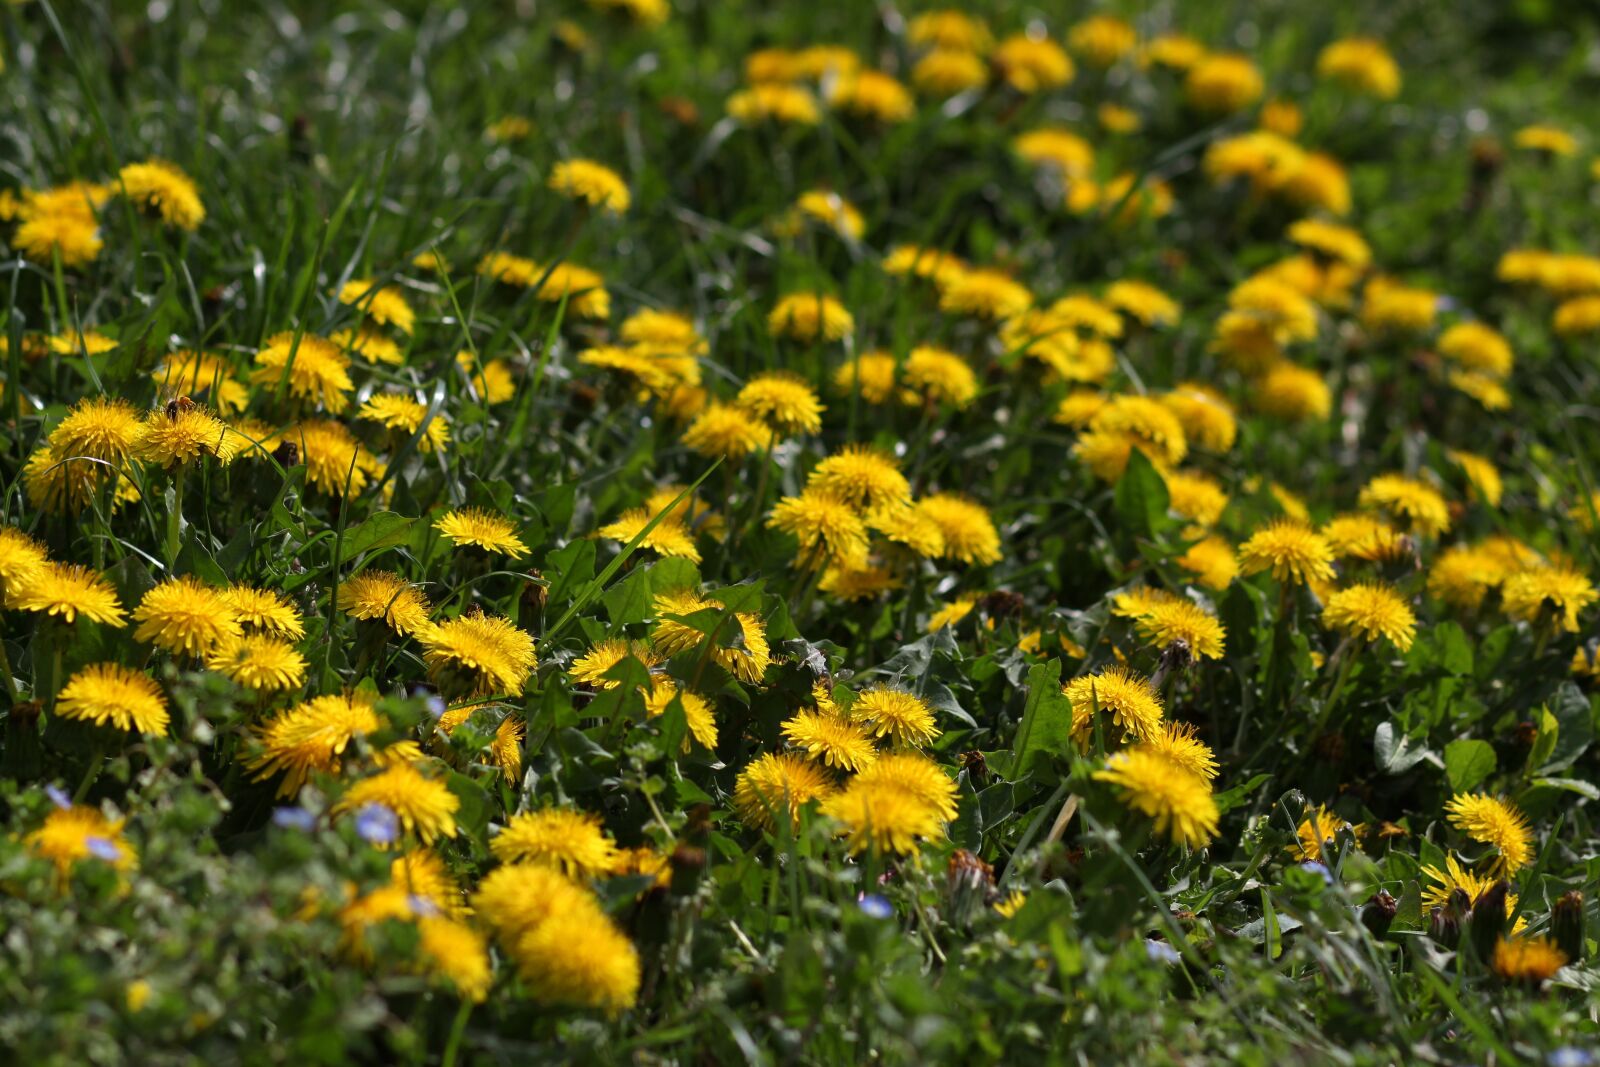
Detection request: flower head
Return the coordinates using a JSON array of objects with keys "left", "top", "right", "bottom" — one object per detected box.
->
[
  {"left": 1239, "top": 521, "right": 1337, "bottom": 585},
  {"left": 548, "top": 159, "right": 630, "bottom": 214},
  {"left": 249, "top": 692, "right": 384, "bottom": 797},
  {"left": 252, "top": 333, "right": 354, "bottom": 413},
  {"left": 334, "top": 763, "right": 460, "bottom": 845},
  {"left": 55, "top": 663, "right": 169, "bottom": 734},
  {"left": 782, "top": 708, "right": 878, "bottom": 771},
  {"left": 808, "top": 446, "right": 910, "bottom": 511},
  {"left": 819, "top": 777, "right": 947, "bottom": 855},
  {"left": 1445, "top": 794, "right": 1533, "bottom": 876},
  {"left": 338, "top": 278, "right": 415, "bottom": 334},
  {"left": 596, "top": 508, "right": 701, "bottom": 562},
  {"left": 132, "top": 576, "right": 242, "bottom": 657},
  {"left": 1502, "top": 565, "right": 1597, "bottom": 633},
  {"left": 737, "top": 372, "right": 823, "bottom": 435},
  {"left": 420, "top": 612, "right": 538, "bottom": 698},
  {"left": 7, "top": 563, "right": 127, "bottom": 626},
  {"left": 767, "top": 486, "right": 869, "bottom": 570},
  {"left": 914, "top": 493, "right": 1001, "bottom": 565},
  {"left": 50, "top": 397, "right": 142, "bottom": 462},
  {"left": 1492, "top": 936, "right": 1566, "bottom": 984},
  {"left": 851, "top": 686, "right": 939, "bottom": 747},
  {"left": 116, "top": 159, "right": 204, "bottom": 230},
  {"left": 25, "top": 805, "right": 136, "bottom": 878},
  {"left": 1324, "top": 582, "right": 1416, "bottom": 651},
  {"left": 733, "top": 752, "right": 836, "bottom": 831},
  {"left": 434, "top": 507, "right": 526, "bottom": 558},
  {"left": 902, "top": 346, "right": 979, "bottom": 409},
  {"left": 1094, "top": 748, "right": 1219, "bottom": 848},
  {"left": 359, "top": 394, "right": 450, "bottom": 452},
  {"left": 206, "top": 634, "right": 309, "bottom": 692},
  {"left": 1064, "top": 667, "right": 1163, "bottom": 746},
  {"left": 768, "top": 293, "right": 854, "bottom": 342},
  {"left": 223, "top": 585, "right": 306, "bottom": 639},
  {"left": 0, "top": 527, "right": 50, "bottom": 593},
  {"left": 491, "top": 807, "right": 619, "bottom": 878},
  {"left": 134, "top": 406, "right": 242, "bottom": 467},
  {"left": 680, "top": 401, "right": 768, "bottom": 460},
  {"left": 339, "top": 571, "right": 433, "bottom": 635},
  {"left": 1316, "top": 37, "right": 1401, "bottom": 99}
]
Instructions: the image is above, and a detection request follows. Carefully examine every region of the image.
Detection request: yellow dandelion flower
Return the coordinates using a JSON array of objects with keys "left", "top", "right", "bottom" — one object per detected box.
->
[
  {"left": 0, "top": 527, "right": 49, "bottom": 594},
  {"left": 1145, "top": 721, "right": 1219, "bottom": 781},
  {"left": 337, "top": 278, "right": 415, "bottom": 334},
  {"left": 1492, "top": 937, "right": 1566, "bottom": 984},
  {"left": 55, "top": 663, "right": 168, "bottom": 734},
  {"left": 252, "top": 332, "right": 353, "bottom": 413},
  {"left": 1316, "top": 38, "right": 1401, "bottom": 99},
  {"left": 1320, "top": 514, "right": 1410, "bottom": 563},
  {"left": 927, "top": 596, "right": 976, "bottom": 633},
  {"left": 830, "top": 69, "right": 915, "bottom": 123},
  {"left": 768, "top": 293, "right": 854, "bottom": 342},
  {"left": 339, "top": 571, "right": 432, "bottom": 636},
  {"left": 1254, "top": 363, "right": 1331, "bottom": 422},
  {"left": 907, "top": 10, "right": 992, "bottom": 53},
  {"left": 1178, "top": 536, "right": 1239, "bottom": 591},
  {"left": 433, "top": 507, "right": 526, "bottom": 558},
  {"left": 1068, "top": 14, "right": 1136, "bottom": 67},
  {"left": 820, "top": 777, "right": 947, "bottom": 855},
  {"left": 767, "top": 486, "right": 870, "bottom": 570},
  {"left": 1358, "top": 473, "right": 1451, "bottom": 538},
  {"left": 738, "top": 372, "right": 824, "bottom": 435},
  {"left": 1185, "top": 53, "right": 1264, "bottom": 113},
  {"left": 818, "top": 564, "right": 902, "bottom": 602},
  {"left": 1096, "top": 748, "right": 1218, "bottom": 848},
  {"left": 356, "top": 394, "right": 450, "bottom": 452},
  {"left": 134, "top": 406, "right": 241, "bottom": 467},
  {"left": 901, "top": 345, "right": 979, "bottom": 409},
  {"left": 420, "top": 612, "right": 538, "bottom": 698},
  {"left": 132, "top": 576, "right": 242, "bottom": 657},
  {"left": 248, "top": 692, "right": 383, "bottom": 797},
  {"left": 334, "top": 762, "right": 460, "bottom": 845},
  {"left": 13, "top": 211, "right": 102, "bottom": 267},
  {"left": 807, "top": 445, "right": 910, "bottom": 511},
  {"left": 491, "top": 807, "right": 618, "bottom": 879},
  {"left": 1064, "top": 666, "right": 1163, "bottom": 745},
  {"left": 596, "top": 508, "right": 701, "bottom": 562},
  {"left": 782, "top": 708, "right": 878, "bottom": 771},
  {"left": 938, "top": 268, "right": 1033, "bottom": 320},
  {"left": 1239, "top": 521, "right": 1337, "bottom": 585},
  {"left": 1324, "top": 582, "right": 1416, "bottom": 650},
  {"left": 510, "top": 904, "right": 641, "bottom": 1013},
  {"left": 49, "top": 397, "right": 142, "bottom": 462},
  {"left": 911, "top": 49, "right": 988, "bottom": 97},
  {"left": 993, "top": 33, "right": 1074, "bottom": 93},
  {"left": 205, "top": 634, "right": 309, "bottom": 692},
  {"left": 727, "top": 83, "right": 820, "bottom": 126},
  {"left": 1445, "top": 793, "right": 1534, "bottom": 876},
  {"left": 116, "top": 159, "right": 204, "bottom": 230},
  {"left": 288, "top": 420, "right": 383, "bottom": 495},
  {"left": 914, "top": 493, "right": 1001, "bottom": 565},
  {"left": 1165, "top": 471, "right": 1230, "bottom": 529},
  {"left": 548, "top": 159, "right": 630, "bottom": 214},
  {"left": 733, "top": 752, "right": 836, "bottom": 832},
  {"left": 1129, "top": 593, "right": 1228, "bottom": 660},
  {"left": 1446, "top": 449, "right": 1503, "bottom": 507},
  {"left": 1513, "top": 125, "right": 1577, "bottom": 158},
  {"left": 680, "top": 401, "right": 769, "bottom": 460},
  {"left": 644, "top": 678, "right": 718, "bottom": 751},
  {"left": 1107, "top": 281, "right": 1182, "bottom": 328},
  {"left": 568, "top": 639, "right": 657, "bottom": 690},
  {"left": 851, "top": 686, "right": 939, "bottom": 747},
  {"left": 24, "top": 805, "right": 136, "bottom": 879},
  {"left": 1289, "top": 805, "right": 1362, "bottom": 862},
  {"left": 153, "top": 350, "right": 249, "bottom": 414},
  {"left": 5, "top": 562, "right": 127, "bottom": 626}
]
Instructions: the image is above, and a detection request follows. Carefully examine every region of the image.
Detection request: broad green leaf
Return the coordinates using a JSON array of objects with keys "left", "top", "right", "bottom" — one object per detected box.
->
[
  {"left": 1443, "top": 738, "right": 1496, "bottom": 793},
  {"left": 1011, "top": 659, "right": 1073, "bottom": 779},
  {"left": 1112, "top": 448, "right": 1170, "bottom": 540},
  {"left": 341, "top": 511, "right": 415, "bottom": 559}
]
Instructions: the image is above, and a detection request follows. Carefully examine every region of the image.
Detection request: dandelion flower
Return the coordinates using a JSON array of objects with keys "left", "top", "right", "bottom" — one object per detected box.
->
[
  {"left": 1316, "top": 38, "right": 1401, "bottom": 99},
  {"left": 1133, "top": 595, "right": 1228, "bottom": 660},
  {"left": 733, "top": 752, "right": 836, "bottom": 831},
  {"left": 727, "top": 83, "right": 820, "bottom": 126},
  {"left": 1068, "top": 14, "right": 1135, "bottom": 66},
  {"left": 420, "top": 612, "right": 538, "bottom": 698},
  {"left": 252, "top": 333, "right": 354, "bottom": 414},
  {"left": 820, "top": 777, "right": 947, "bottom": 855},
  {"left": 1178, "top": 536, "right": 1239, "bottom": 591},
  {"left": 833, "top": 351, "right": 898, "bottom": 404},
  {"left": 359, "top": 395, "right": 451, "bottom": 452},
  {"left": 50, "top": 397, "right": 142, "bottom": 462},
  {"left": 808, "top": 446, "right": 910, "bottom": 511},
  {"left": 13, "top": 212, "right": 103, "bottom": 267},
  {"left": 1239, "top": 521, "right": 1337, "bottom": 585},
  {"left": 1320, "top": 514, "right": 1411, "bottom": 563},
  {"left": 768, "top": 293, "right": 854, "bottom": 342},
  {"left": 1254, "top": 364, "right": 1331, "bottom": 422},
  {"left": 915, "top": 493, "right": 1001, "bottom": 565},
  {"left": 6, "top": 562, "right": 127, "bottom": 626},
  {"left": 1185, "top": 53, "right": 1264, "bottom": 113},
  {"left": 339, "top": 571, "right": 433, "bottom": 636},
  {"left": 1445, "top": 793, "right": 1534, "bottom": 876},
  {"left": 0, "top": 527, "right": 50, "bottom": 593},
  {"left": 116, "top": 159, "right": 204, "bottom": 230},
  {"left": 856, "top": 752, "right": 959, "bottom": 821},
  {"left": 596, "top": 508, "right": 701, "bottom": 562},
  {"left": 153, "top": 350, "right": 248, "bottom": 413},
  {"left": 1322, "top": 582, "right": 1417, "bottom": 651},
  {"left": 334, "top": 762, "right": 460, "bottom": 845},
  {"left": 224, "top": 585, "right": 306, "bottom": 639},
  {"left": 1165, "top": 471, "right": 1230, "bottom": 529},
  {"left": 993, "top": 34, "right": 1074, "bottom": 92},
  {"left": 1492, "top": 937, "right": 1566, "bottom": 984},
  {"left": 680, "top": 401, "right": 768, "bottom": 460},
  {"left": 767, "top": 486, "right": 870, "bottom": 570},
  {"left": 1094, "top": 748, "right": 1219, "bottom": 848},
  {"left": 548, "top": 159, "right": 630, "bottom": 214},
  {"left": 782, "top": 708, "right": 878, "bottom": 771},
  {"left": 851, "top": 686, "right": 939, "bottom": 747},
  {"left": 644, "top": 678, "right": 718, "bottom": 751},
  {"left": 337, "top": 278, "right": 415, "bottom": 334},
  {"left": 830, "top": 69, "right": 915, "bottom": 123},
  {"left": 911, "top": 49, "right": 989, "bottom": 97},
  {"left": 568, "top": 639, "right": 657, "bottom": 689},
  {"left": 1289, "top": 805, "right": 1361, "bottom": 862},
  {"left": 1420, "top": 854, "right": 1519, "bottom": 917},
  {"left": 1501, "top": 565, "right": 1596, "bottom": 633},
  {"left": 248, "top": 692, "right": 383, "bottom": 796},
  {"left": 206, "top": 634, "right": 309, "bottom": 692},
  {"left": 24, "top": 805, "right": 136, "bottom": 879},
  {"left": 511, "top": 906, "right": 641, "bottom": 1013},
  {"left": 927, "top": 596, "right": 975, "bottom": 632},
  {"left": 134, "top": 406, "right": 242, "bottom": 467},
  {"left": 902, "top": 346, "right": 979, "bottom": 409},
  {"left": 434, "top": 507, "right": 527, "bottom": 558},
  {"left": 1145, "top": 721, "right": 1219, "bottom": 781},
  {"left": 1358, "top": 474, "right": 1452, "bottom": 538},
  {"left": 55, "top": 663, "right": 169, "bottom": 734},
  {"left": 1064, "top": 667, "right": 1163, "bottom": 745},
  {"left": 289, "top": 420, "right": 383, "bottom": 495},
  {"left": 491, "top": 807, "right": 619, "bottom": 879},
  {"left": 939, "top": 268, "right": 1033, "bottom": 320},
  {"left": 132, "top": 576, "right": 242, "bottom": 657}
]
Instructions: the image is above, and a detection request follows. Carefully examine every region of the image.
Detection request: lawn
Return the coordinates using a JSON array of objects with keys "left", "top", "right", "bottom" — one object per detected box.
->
[{"left": 2, "top": 1, "right": 1599, "bottom": 1063}]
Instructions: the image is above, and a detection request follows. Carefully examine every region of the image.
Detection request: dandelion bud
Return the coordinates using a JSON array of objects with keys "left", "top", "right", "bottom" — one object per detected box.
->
[
  {"left": 1361, "top": 889, "right": 1397, "bottom": 940},
  {"left": 1553, "top": 890, "right": 1586, "bottom": 964},
  {"left": 1468, "top": 880, "right": 1510, "bottom": 962},
  {"left": 946, "top": 849, "right": 996, "bottom": 927},
  {"left": 669, "top": 845, "right": 706, "bottom": 896}
]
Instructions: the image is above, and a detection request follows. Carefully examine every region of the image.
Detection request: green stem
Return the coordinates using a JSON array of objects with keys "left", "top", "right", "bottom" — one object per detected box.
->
[
  {"left": 166, "top": 469, "right": 185, "bottom": 568},
  {"left": 440, "top": 996, "right": 473, "bottom": 1067}
]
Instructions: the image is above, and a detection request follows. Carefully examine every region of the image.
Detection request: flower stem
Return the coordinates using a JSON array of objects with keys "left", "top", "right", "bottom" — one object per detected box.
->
[{"left": 166, "top": 470, "right": 185, "bottom": 568}]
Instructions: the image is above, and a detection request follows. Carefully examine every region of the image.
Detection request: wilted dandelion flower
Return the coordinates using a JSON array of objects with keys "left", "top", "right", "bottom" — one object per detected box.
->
[
  {"left": 1239, "top": 521, "right": 1338, "bottom": 585},
  {"left": 938, "top": 268, "right": 1033, "bottom": 320},
  {"left": 1254, "top": 363, "right": 1332, "bottom": 422},
  {"left": 50, "top": 397, "right": 142, "bottom": 462},
  {"left": 1445, "top": 793, "right": 1533, "bottom": 876},
  {"left": 1064, "top": 667, "right": 1163, "bottom": 745},
  {"left": 768, "top": 486, "right": 869, "bottom": 570},
  {"left": 248, "top": 692, "right": 384, "bottom": 796},
  {"left": 1492, "top": 937, "right": 1566, "bottom": 984},
  {"left": 548, "top": 159, "right": 630, "bottom": 214},
  {"left": 133, "top": 576, "right": 242, "bottom": 657},
  {"left": 1095, "top": 748, "right": 1219, "bottom": 848},
  {"left": 1316, "top": 37, "right": 1401, "bottom": 98},
  {"left": 808, "top": 445, "right": 910, "bottom": 511},
  {"left": 24, "top": 805, "right": 136, "bottom": 879},
  {"left": 727, "top": 83, "right": 820, "bottom": 125},
  {"left": 738, "top": 372, "right": 824, "bottom": 435},
  {"left": 206, "top": 634, "right": 309, "bottom": 692},
  {"left": 1502, "top": 564, "right": 1596, "bottom": 633},
  {"left": 334, "top": 763, "right": 460, "bottom": 845},
  {"left": 915, "top": 493, "right": 1001, "bottom": 565},
  {"left": 1358, "top": 474, "right": 1451, "bottom": 538},
  {"left": 116, "top": 159, "right": 204, "bottom": 230},
  {"left": 434, "top": 507, "right": 526, "bottom": 558},
  {"left": 491, "top": 807, "right": 619, "bottom": 878},
  {"left": 993, "top": 34, "right": 1074, "bottom": 92},
  {"left": 820, "top": 777, "right": 947, "bottom": 855},
  {"left": 596, "top": 508, "right": 701, "bottom": 562},
  {"left": 420, "top": 612, "right": 538, "bottom": 697},
  {"left": 834, "top": 351, "right": 899, "bottom": 404},
  {"left": 55, "top": 663, "right": 169, "bottom": 734},
  {"left": 680, "top": 401, "right": 769, "bottom": 460},
  {"left": 782, "top": 708, "right": 878, "bottom": 771},
  {"left": 6, "top": 562, "right": 127, "bottom": 626},
  {"left": 911, "top": 49, "right": 988, "bottom": 96},
  {"left": 733, "top": 752, "right": 836, "bottom": 831},
  {"left": 1145, "top": 721, "right": 1219, "bottom": 781},
  {"left": 134, "top": 405, "right": 242, "bottom": 467},
  {"left": 252, "top": 333, "right": 354, "bottom": 413},
  {"left": 901, "top": 346, "right": 979, "bottom": 409},
  {"left": 1323, "top": 582, "right": 1417, "bottom": 651},
  {"left": 1185, "top": 53, "right": 1263, "bottom": 113},
  {"left": 1289, "top": 805, "right": 1362, "bottom": 862},
  {"left": 768, "top": 293, "right": 854, "bottom": 342},
  {"left": 851, "top": 686, "right": 939, "bottom": 747},
  {"left": 337, "top": 278, "right": 415, "bottom": 334},
  {"left": 339, "top": 571, "right": 433, "bottom": 635}
]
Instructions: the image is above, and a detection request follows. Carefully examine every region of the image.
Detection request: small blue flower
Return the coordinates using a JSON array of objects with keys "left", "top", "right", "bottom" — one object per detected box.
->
[
  {"left": 354, "top": 803, "right": 400, "bottom": 845},
  {"left": 45, "top": 785, "right": 72, "bottom": 811},
  {"left": 84, "top": 836, "right": 122, "bottom": 863},
  {"left": 1299, "top": 861, "right": 1333, "bottom": 885},
  {"left": 272, "top": 807, "right": 317, "bottom": 832},
  {"left": 407, "top": 894, "right": 440, "bottom": 917},
  {"left": 857, "top": 893, "right": 893, "bottom": 919},
  {"left": 413, "top": 689, "right": 446, "bottom": 720},
  {"left": 1145, "top": 939, "right": 1182, "bottom": 965},
  {"left": 1549, "top": 1049, "right": 1595, "bottom": 1067}
]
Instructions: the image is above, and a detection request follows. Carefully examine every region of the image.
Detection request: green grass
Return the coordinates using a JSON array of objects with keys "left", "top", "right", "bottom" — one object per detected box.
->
[{"left": 1, "top": 1, "right": 1600, "bottom": 1063}]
